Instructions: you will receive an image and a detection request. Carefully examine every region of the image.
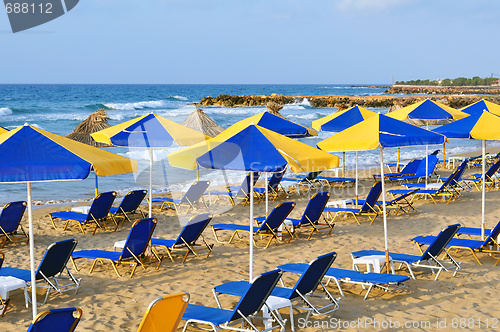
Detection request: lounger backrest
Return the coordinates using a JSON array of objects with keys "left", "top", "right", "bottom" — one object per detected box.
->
[
  {"left": 482, "top": 220, "right": 500, "bottom": 246},
  {"left": 267, "top": 170, "right": 285, "bottom": 191},
  {"left": 420, "top": 224, "right": 460, "bottom": 261},
  {"left": 450, "top": 160, "right": 468, "bottom": 186},
  {"left": 121, "top": 218, "right": 157, "bottom": 260},
  {"left": 259, "top": 202, "right": 295, "bottom": 232},
  {"left": 399, "top": 159, "right": 420, "bottom": 175},
  {"left": 27, "top": 307, "right": 82, "bottom": 332},
  {"left": 229, "top": 269, "right": 282, "bottom": 322},
  {"left": 485, "top": 159, "right": 500, "bottom": 178},
  {"left": 360, "top": 182, "right": 382, "bottom": 212},
  {"left": 117, "top": 190, "right": 147, "bottom": 213},
  {"left": 414, "top": 154, "right": 438, "bottom": 177},
  {"left": 35, "top": 239, "right": 77, "bottom": 280},
  {"left": 304, "top": 171, "right": 322, "bottom": 182},
  {"left": 299, "top": 192, "right": 330, "bottom": 225},
  {"left": 438, "top": 163, "right": 465, "bottom": 190},
  {"left": 237, "top": 172, "right": 260, "bottom": 196},
  {"left": 181, "top": 181, "right": 210, "bottom": 205},
  {"left": 173, "top": 213, "right": 212, "bottom": 246},
  {"left": 0, "top": 201, "right": 26, "bottom": 233},
  {"left": 87, "top": 191, "right": 117, "bottom": 221},
  {"left": 137, "top": 292, "right": 189, "bottom": 332},
  {"left": 289, "top": 252, "right": 337, "bottom": 300}
]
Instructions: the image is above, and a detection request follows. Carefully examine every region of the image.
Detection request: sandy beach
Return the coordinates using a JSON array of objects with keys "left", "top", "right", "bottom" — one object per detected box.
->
[{"left": 1, "top": 166, "right": 500, "bottom": 332}]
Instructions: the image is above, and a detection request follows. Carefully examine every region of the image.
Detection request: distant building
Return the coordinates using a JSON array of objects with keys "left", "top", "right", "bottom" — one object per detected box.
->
[{"left": 492, "top": 80, "right": 499, "bottom": 86}]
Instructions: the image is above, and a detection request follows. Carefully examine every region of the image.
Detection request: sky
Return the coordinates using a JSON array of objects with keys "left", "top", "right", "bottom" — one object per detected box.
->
[{"left": 1, "top": 0, "right": 499, "bottom": 84}]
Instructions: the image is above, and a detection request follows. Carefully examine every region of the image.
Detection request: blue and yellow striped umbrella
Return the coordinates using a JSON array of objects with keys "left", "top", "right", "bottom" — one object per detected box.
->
[
  {"left": 459, "top": 99, "right": 500, "bottom": 116},
  {"left": 312, "top": 105, "right": 377, "bottom": 132}
]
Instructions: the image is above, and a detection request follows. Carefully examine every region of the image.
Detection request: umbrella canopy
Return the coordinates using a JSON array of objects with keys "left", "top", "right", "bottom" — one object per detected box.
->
[
  {"left": 387, "top": 99, "right": 468, "bottom": 125},
  {"left": 91, "top": 113, "right": 210, "bottom": 217},
  {"left": 0, "top": 124, "right": 137, "bottom": 319},
  {"left": 66, "top": 109, "right": 111, "bottom": 147},
  {"left": 459, "top": 99, "right": 500, "bottom": 116},
  {"left": 228, "top": 111, "right": 317, "bottom": 138},
  {"left": 435, "top": 111, "right": 500, "bottom": 238},
  {"left": 170, "top": 123, "right": 339, "bottom": 281},
  {"left": 181, "top": 109, "right": 225, "bottom": 138},
  {"left": 317, "top": 114, "right": 447, "bottom": 271},
  {"left": 312, "top": 105, "right": 377, "bottom": 132}
]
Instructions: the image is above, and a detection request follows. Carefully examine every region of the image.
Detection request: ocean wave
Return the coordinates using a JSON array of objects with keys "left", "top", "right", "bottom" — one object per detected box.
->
[
  {"left": 104, "top": 100, "right": 172, "bottom": 110},
  {"left": 288, "top": 113, "right": 317, "bottom": 120},
  {"left": 0, "top": 107, "right": 13, "bottom": 116},
  {"left": 170, "top": 95, "right": 188, "bottom": 101}
]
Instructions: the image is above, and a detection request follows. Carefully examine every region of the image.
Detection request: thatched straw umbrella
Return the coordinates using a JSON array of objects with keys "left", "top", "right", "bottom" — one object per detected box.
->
[
  {"left": 181, "top": 109, "right": 225, "bottom": 138},
  {"left": 66, "top": 109, "right": 111, "bottom": 147},
  {"left": 266, "top": 101, "right": 286, "bottom": 119}
]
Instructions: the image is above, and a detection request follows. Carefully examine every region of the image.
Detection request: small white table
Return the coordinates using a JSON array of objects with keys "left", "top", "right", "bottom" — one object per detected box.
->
[
  {"left": 448, "top": 156, "right": 466, "bottom": 169},
  {"left": 352, "top": 254, "right": 394, "bottom": 274},
  {"left": 0, "top": 276, "right": 29, "bottom": 311},
  {"left": 327, "top": 199, "right": 353, "bottom": 208},
  {"left": 262, "top": 296, "right": 293, "bottom": 332},
  {"left": 114, "top": 240, "right": 126, "bottom": 251},
  {"left": 71, "top": 206, "right": 91, "bottom": 214}
]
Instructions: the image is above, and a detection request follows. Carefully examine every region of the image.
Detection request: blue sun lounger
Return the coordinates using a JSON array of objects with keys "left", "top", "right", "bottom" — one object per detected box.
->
[
  {"left": 461, "top": 159, "right": 500, "bottom": 191},
  {"left": 0, "top": 201, "right": 28, "bottom": 248},
  {"left": 278, "top": 262, "right": 410, "bottom": 300},
  {"left": 388, "top": 154, "right": 439, "bottom": 183},
  {"left": 209, "top": 172, "right": 260, "bottom": 206},
  {"left": 253, "top": 170, "right": 286, "bottom": 202},
  {"left": 0, "top": 239, "right": 81, "bottom": 305},
  {"left": 323, "top": 182, "right": 382, "bottom": 225},
  {"left": 373, "top": 158, "right": 421, "bottom": 181},
  {"left": 109, "top": 189, "right": 147, "bottom": 224},
  {"left": 49, "top": 191, "right": 117, "bottom": 234},
  {"left": 212, "top": 202, "right": 296, "bottom": 248},
  {"left": 280, "top": 171, "right": 322, "bottom": 194},
  {"left": 27, "top": 307, "right": 83, "bottom": 332},
  {"left": 72, "top": 218, "right": 161, "bottom": 278},
  {"left": 285, "top": 191, "right": 332, "bottom": 239},
  {"left": 181, "top": 269, "right": 283, "bottom": 332},
  {"left": 352, "top": 224, "right": 461, "bottom": 280},
  {"left": 151, "top": 181, "right": 210, "bottom": 213},
  {"left": 150, "top": 213, "right": 213, "bottom": 263},
  {"left": 213, "top": 252, "right": 339, "bottom": 331},
  {"left": 411, "top": 220, "right": 500, "bottom": 265}
]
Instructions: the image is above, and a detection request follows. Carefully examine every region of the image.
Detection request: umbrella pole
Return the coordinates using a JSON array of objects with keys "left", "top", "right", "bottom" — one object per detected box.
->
[
  {"left": 443, "top": 142, "right": 446, "bottom": 168},
  {"left": 249, "top": 172, "right": 254, "bottom": 281},
  {"left": 149, "top": 148, "right": 153, "bottom": 218},
  {"left": 482, "top": 140, "right": 486, "bottom": 240},
  {"left": 27, "top": 181, "right": 38, "bottom": 318},
  {"left": 397, "top": 148, "right": 400, "bottom": 172},
  {"left": 342, "top": 152, "right": 345, "bottom": 177},
  {"left": 265, "top": 172, "right": 269, "bottom": 217},
  {"left": 94, "top": 172, "right": 98, "bottom": 198},
  {"left": 425, "top": 124, "right": 429, "bottom": 187},
  {"left": 379, "top": 148, "right": 390, "bottom": 273},
  {"left": 355, "top": 151, "right": 358, "bottom": 205}
]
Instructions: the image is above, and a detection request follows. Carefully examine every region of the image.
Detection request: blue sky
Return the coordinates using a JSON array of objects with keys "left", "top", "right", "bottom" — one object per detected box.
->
[{"left": 1, "top": 0, "right": 499, "bottom": 84}]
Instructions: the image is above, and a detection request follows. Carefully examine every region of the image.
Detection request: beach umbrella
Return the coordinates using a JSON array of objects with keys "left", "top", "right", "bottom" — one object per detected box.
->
[
  {"left": 181, "top": 109, "right": 225, "bottom": 138},
  {"left": 169, "top": 123, "right": 339, "bottom": 280},
  {"left": 435, "top": 111, "right": 500, "bottom": 239},
  {"left": 312, "top": 105, "right": 378, "bottom": 202},
  {"left": 387, "top": 99, "right": 469, "bottom": 182},
  {"left": 91, "top": 113, "right": 210, "bottom": 217},
  {"left": 317, "top": 114, "right": 448, "bottom": 271},
  {"left": 0, "top": 124, "right": 137, "bottom": 318},
  {"left": 229, "top": 111, "right": 317, "bottom": 138},
  {"left": 459, "top": 99, "right": 500, "bottom": 116}
]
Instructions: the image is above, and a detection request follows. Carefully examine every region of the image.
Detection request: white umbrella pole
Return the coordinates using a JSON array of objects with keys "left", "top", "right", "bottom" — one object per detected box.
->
[
  {"left": 379, "top": 148, "right": 390, "bottom": 273},
  {"left": 27, "top": 181, "right": 37, "bottom": 318},
  {"left": 482, "top": 140, "right": 486, "bottom": 240},
  {"left": 265, "top": 172, "right": 269, "bottom": 216},
  {"left": 425, "top": 124, "right": 429, "bottom": 187},
  {"left": 355, "top": 151, "right": 359, "bottom": 205},
  {"left": 149, "top": 148, "right": 153, "bottom": 218},
  {"left": 249, "top": 171, "right": 254, "bottom": 281}
]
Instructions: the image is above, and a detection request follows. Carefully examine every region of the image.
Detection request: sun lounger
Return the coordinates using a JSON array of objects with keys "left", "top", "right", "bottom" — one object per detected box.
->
[
  {"left": 212, "top": 202, "right": 296, "bottom": 248},
  {"left": 109, "top": 189, "right": 147, "bottom": 224},
  {"left": 253, "top": 170, "right": 286, "bottom": 202},
  {"left": 461, "top": 159, "right": 500, "bottom": 191},
  {"left": 352, "top": 224, "right": 461, "bottom": 280},
  {"left": 411, "top": 220, "right": 500, "bottom": 265},
  {"left": 49, "top": 191, "right": 117, "bottom": 234},
  {"left": 285, "top": 191, "right": 332, "bottom": 239},
  {"left": 0, "top": 239, "right": 81, "bottom": 305},
  {"left": 208, "top": 172, "right": 259, "bottom": 206},
  {"left": 72, "top": 218, "right": 161, "bottom": 277},
  {"left": 137, "top": 292, "right": 189, "bottom": 332},
  {"left": 151, "top": 181, "right": 210, "bottom": 213},
  {"left": 0, "top": 201, "right": 28, "bottom": 248},
  {"left": 373, "top": 158, "right": 421, "bottom": 181},
  {"left": 280, "top": 171, "right": 322, "bottom": 194},
  {"left": 354, "top": 189, "right": 419, "bottom": 215},
  {"left": 323, "top": 182, "right": 382, "bottom": 225},
  {"left": 213, "top": 252, "right": 339, "bottom": 331},
  {"left": 150, "top": 213, "right": 213, "bottom": 263},
  {"left": 181, "top": 269, "right": 283, "bottom": 332},
  {"left": 26, "top": 307, "right": 82, "bottom": 332},
  {"left": 278, "top": 262, "right": 410, "bottom": 300},
  {"left": 388, "top": 154, "right": 439, "bottom": 183}
]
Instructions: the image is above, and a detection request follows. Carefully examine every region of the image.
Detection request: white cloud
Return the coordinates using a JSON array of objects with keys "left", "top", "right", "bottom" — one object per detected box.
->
[{"left": 336, "top": 0, "right": 413, "bottom": 12}]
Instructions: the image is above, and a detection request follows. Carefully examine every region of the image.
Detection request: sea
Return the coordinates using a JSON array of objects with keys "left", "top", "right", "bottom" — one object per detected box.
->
[{"left": 0, "top": 84, "right": 489, "bottom": 206}]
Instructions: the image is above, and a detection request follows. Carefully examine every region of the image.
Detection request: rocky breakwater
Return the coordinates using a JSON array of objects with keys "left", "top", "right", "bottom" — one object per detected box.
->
[{"left": 196, "top": 93, "right": 500, "bottom": 110}]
